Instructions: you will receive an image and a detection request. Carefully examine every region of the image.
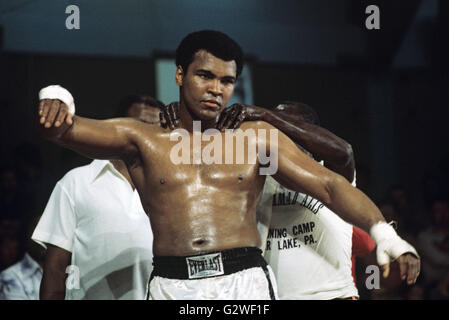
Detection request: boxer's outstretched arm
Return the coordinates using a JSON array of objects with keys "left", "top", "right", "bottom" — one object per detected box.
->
[
  {"left": 261, "top": 121, "right": 383, "bottom": 231},
  {"left": 37, "top": 99, "right": 139, "bottom": 160},
  {"left": 258, "top": 120, "right": 420, "bottom": 284}
]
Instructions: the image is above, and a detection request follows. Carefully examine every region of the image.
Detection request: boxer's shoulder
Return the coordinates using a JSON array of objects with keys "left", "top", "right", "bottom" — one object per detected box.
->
[
  {"left": 116, "top": 118, "right": 166, "bottom": 138},
  {"left": 126, "top": 121, "right": 173, "bottom": 151},
  {"left": 240, "top": 120, "right": 272, "bottom": 130}
]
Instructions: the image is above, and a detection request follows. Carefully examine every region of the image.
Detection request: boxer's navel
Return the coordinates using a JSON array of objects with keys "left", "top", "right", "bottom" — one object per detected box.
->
[{"left": 193, "top": 239, "right": 207, "bottom": 246}]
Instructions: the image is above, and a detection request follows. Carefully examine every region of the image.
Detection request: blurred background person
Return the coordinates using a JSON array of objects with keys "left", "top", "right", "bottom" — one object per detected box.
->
[
  {"left": 0, "top": 214, "right": 44, "bottom": 300},
  {"left": 417, "top": 198, "right": 449, "bottom": 299}
]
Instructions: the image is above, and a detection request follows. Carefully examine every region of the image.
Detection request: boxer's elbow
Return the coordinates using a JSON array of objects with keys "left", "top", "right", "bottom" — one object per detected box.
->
[{"left": 321, "top": 172, "right": 347, "bottom": 208}]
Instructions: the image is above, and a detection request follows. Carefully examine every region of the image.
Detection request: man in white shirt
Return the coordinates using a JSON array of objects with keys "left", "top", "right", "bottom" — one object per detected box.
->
[
  {"left": 32, "top": 94, "right": 163, "bottom": 299},
  {"left": 262, "top": 176, "right": 360, "bottom": 299}
]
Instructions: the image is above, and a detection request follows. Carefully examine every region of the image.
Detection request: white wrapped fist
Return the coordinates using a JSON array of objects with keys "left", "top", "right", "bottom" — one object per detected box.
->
[
  {"left": 370, "top": 221, "right": 420, "bottom": 283},
  {"left": 39, "top": 85, "right": 75, "bottom": 115}
]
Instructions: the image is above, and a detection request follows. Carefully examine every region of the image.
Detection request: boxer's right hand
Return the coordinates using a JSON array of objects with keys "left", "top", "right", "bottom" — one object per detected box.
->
[{"left": 39, "top": 99, "right": 73, "bottom": 128}]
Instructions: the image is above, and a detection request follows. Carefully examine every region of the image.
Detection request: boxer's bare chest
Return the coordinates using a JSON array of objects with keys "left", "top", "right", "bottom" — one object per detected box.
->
[{"left": 136, "top": 129, "right": 264, "bottom": 195}]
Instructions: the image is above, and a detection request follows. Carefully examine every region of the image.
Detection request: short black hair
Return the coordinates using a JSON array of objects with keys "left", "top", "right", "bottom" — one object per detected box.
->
[
  {"left": 115, "top": 94, "right": 165, "bottom": 118},
  {"left": 175, "top": 30, "right": 244, "bottom": 78},
  {"left": 279, "top": 101, "right": 320, "bottom": 126}
]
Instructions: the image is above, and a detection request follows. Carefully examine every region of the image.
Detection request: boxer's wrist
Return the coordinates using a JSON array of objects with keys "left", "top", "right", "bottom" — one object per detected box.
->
[
  {"left": 369, "top": 221, "right": 398, "bottom": 244},
  {"left": 39, "top": 85, "right": 76, "bottom": 115}
]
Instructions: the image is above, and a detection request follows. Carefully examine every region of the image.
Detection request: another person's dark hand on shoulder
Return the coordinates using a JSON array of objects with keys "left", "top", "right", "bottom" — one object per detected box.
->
[
  {"left": 216, "top": 104, "right": 266, "bottom": 131},
  {"left": 160, "top": 102, "right": 180, "bottom": 130}
]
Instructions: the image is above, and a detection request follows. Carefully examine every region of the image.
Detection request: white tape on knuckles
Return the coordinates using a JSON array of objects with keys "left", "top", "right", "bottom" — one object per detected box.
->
[{"left": 39, "top": 85, "right": 76, "bottom": 115}]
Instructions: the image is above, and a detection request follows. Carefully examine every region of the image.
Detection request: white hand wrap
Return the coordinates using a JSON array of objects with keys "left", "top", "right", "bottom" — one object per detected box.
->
[
  {"left": 370, "top": 221, "right": 419, "bottom": 266},
  {"left": 39, "top": 85, "right": 75, "bottom": 115}
]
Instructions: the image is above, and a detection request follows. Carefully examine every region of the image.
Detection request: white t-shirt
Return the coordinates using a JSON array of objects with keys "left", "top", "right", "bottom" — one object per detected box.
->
[
  {"left": 257, "top": 175, "right": 358, "bottom": 300},
  {"left": 32, "top": 160, "right": 153, "bottom": 300}
]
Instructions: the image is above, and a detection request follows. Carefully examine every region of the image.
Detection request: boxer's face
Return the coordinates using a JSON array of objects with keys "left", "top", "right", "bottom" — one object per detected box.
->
[
  {"left": 177, "top": 50, "right": 237, "bottom": 121},
  {"left": 127, "top": 103, "right": 160, "bottom": 124}
]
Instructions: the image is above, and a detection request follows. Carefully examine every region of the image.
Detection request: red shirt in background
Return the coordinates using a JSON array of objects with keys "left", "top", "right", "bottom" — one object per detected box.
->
[{"left": 351, "top": 226, "right": 376, "bottom": 286}]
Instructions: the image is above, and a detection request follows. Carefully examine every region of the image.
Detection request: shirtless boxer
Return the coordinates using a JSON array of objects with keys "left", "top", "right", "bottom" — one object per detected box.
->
[{"left": 36, "top": 30, "right": 419, "bottom": 300}]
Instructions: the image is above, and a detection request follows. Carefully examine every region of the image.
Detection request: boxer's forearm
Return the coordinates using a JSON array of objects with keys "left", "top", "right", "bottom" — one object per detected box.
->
[
  {"left": 325, "top": 174, "right": 385, "bottom": 232},
  {"left": 39, "top": 115, "right": 138, "bottom": 161},
  {"left": 263, "top": 110, "right": 355, "bottom": 181},
  {"left": 37, "top": 88, "right": 138, "bottom": 161}
]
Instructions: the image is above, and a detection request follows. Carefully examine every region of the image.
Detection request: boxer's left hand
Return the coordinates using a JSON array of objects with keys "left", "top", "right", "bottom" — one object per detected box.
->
[
  {"left": 383, "top": 252, "right": 420, "bottom": 285},
  {"left": 216, "top": 104, "right": 266, "bottom": 131},
  {"left": 372, "top": 222, "right": 420, "bottom": 285}
]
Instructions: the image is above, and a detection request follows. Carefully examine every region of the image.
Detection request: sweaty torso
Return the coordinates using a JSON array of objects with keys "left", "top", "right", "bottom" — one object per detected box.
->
[{"left": 126, "top": 122, "right": 267, "bottom": 256}]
